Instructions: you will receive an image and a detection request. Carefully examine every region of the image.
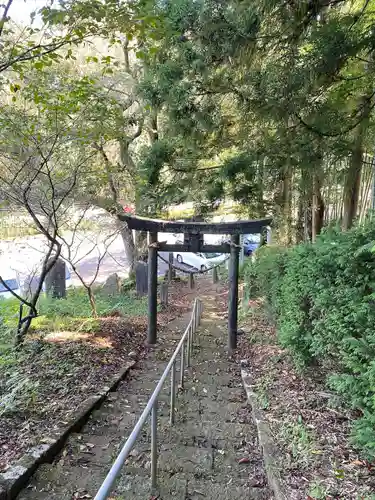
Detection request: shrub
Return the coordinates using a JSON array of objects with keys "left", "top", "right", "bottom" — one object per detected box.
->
[
  {"left": 248, "top": 245, "right": 289, "bottom": 315},
  {"left": 249, "top": 220, "right": 375, "bottom": 459}
]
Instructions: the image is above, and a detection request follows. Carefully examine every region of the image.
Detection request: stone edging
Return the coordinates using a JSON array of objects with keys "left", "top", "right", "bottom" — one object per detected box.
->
[
  {"left": 0, "top": 361, "right": 136, "bottom": 500},
  {"left": 241, "top": 364, "right": 287, "bottom": 500}
]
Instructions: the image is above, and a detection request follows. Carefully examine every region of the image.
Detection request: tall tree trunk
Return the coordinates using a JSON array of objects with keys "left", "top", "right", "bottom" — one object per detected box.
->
[
  {"left": 312, "top": 169, "right": 325, "bottom": 242},
  {"left": 325, "top": 164, "right": 332, "bottom": 223},
  {"left": 302, "top": 168, "right": 312, "bottom": 242},
  {"left": 280, "top": 164, "right": 293, "bottom": 245},
  {"left": 95, "top": 143, "right": 137, "bottom": 274},
  {"left": 135, "top": 231, "right": 148, "bottom": 258},
  {"left": 116, "top": 218, "right": 136, "bottom": 276},
  {"left": 296, "top": 194, "right": 304, "bottom": 243},
  {"left": 342, "top": 144, "right": 363, "bottom": 230},
  {"left": 342, "top": 94, "right": 372, "bottom": 230},
  {"left": 148, "top": 112, "right": 158, "bottom": 143},
  {"left": 359, "top": 162, "right": 372, "bottom": 222},
  {"left": 257, "top": 159, "right": 265, "bottom": 217}
]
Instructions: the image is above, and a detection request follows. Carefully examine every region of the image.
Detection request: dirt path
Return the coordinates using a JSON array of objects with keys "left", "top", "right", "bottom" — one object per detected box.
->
[{"left": 19, "top": 281, "right": 271, "bottom": 499}]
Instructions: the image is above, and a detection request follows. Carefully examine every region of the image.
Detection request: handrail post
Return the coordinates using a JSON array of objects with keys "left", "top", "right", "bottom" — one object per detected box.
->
[
  {"left": 151, "top": 401, "right": 158, "bottom": 491},
  {"left": 191, "top": 302, "right": 197, "bottom": 334},
  {"left": 170, "top": 361, "right": 176, "bottom": 425},
  {"left": 195, "top": 301, "right": 198, "bottom": 334},
  {"left": 180, "top": 339, "right": 185, "bottom": 389},
  {"left": 187, "top": 325, "right": 191, "bottom": 367},
  {"left": 189, "top": 324, "right": 193, "bottom": 361}
]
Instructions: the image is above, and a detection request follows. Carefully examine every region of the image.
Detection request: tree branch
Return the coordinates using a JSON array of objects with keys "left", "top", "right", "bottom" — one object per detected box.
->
[
  {"left": 0, "top": 276, "right": 36, "bottom": 315},
  {"left": 0, "top": 0, "right": 14, "bottom": 37}
]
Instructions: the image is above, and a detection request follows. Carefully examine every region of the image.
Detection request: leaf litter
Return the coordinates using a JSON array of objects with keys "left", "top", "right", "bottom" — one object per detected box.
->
[{"left": 236, "top": 298, "right": 375, "bottom": 500}]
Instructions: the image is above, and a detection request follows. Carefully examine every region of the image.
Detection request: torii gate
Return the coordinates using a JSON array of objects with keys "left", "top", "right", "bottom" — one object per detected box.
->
[{"left": 119, "top": 214, "right": 272, "bottom": 351}]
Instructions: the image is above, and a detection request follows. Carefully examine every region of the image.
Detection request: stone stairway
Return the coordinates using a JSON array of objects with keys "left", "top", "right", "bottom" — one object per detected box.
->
[{"left": 19, "top": 290, "right": 271, "bottom": 500}]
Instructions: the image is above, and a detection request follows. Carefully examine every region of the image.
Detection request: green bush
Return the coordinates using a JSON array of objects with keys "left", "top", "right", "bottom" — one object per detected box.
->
[
  {"left": 249, "top": 220, "right": 375, "bottom": 459},
  {"left": 247, "top": 245, "right": 289, "bottom": 314}
]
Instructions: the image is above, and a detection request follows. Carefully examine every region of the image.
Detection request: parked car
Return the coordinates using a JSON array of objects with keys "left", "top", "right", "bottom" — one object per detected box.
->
[
  {"left": 0, "top": 273, "right": 20, "bottom": 299},
  {"left": 220, "top": 234, "right": 261, "bottom": 256},
  {"left": 243, "top": 234, "right": 261, "bottom": 256},
  {"left": 173, "top": 252, "right": 227, "bottom": 271},
  {"left": 0, "top": 264, "right": 72, "bottom": 299}
]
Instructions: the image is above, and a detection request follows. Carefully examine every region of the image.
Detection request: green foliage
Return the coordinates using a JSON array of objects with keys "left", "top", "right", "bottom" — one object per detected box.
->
[
  {"left": 247, "top": 245, "right": 289, "bottom": 315},
  {"left": 279, "top": 415, "right": 317, "bottom": 467},
  {"left": 0, "top": 286, "right": 147, "bottom": 340},
  {"left": 308, "top": 480, "right": 329, "bottom": 500},
  {"left": 141, "top": 140, "right": 174, "bottom": 186},
  {"left": 250, "top": 220, "right": 375, "bottom": 459},
  {"left": 39, "top": 287, "right": 147, "bottom": 320},
  {"left": 133, "top": 0, "right": 375, "bottom": 232},
  {"left": 0, "top": 372, "right": 39, "bottom": 417}
]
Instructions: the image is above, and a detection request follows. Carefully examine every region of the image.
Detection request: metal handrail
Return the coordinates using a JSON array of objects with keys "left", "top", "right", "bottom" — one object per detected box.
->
[{"left": 94, "top": 297, "right": 203, "bottom": 500}]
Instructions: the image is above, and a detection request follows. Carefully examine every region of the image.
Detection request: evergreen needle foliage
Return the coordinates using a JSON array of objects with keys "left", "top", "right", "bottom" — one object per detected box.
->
[{"left": 248, "top": 220, "right": 375, "bottom": 459}]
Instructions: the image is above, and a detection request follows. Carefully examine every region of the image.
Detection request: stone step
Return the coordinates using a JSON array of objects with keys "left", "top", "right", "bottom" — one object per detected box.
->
[
  {"left": 91, "top": 393, "right": 172, "bottom": 418},
  {"left": 19, "top": 465, "right": 190, "bottom": 499},
  {"left": 185, "top": 476, "right": 270, "bottom": 500},
  {"left": 60, "top": 433, "right": 126, "bottom": 467},
  {"left": 18, "top": 463, "right": 108, "bottom": 499},
  {"left": 152, "top": 418, "right": 258, "bottom": 449},
  {"left": 59, "top": 419, "right": 262, "bottom": 481}
]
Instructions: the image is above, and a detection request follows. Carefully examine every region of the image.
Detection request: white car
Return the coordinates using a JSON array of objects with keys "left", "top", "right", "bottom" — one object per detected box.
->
[
  {"left": 0, "top": 265, "right": 72, "bottom": 299},
  {"left": 174, "top": 252, "right": 227, "bottom": 271},
  {"left": 0, "top": 274, "right": 20, "bottom": 299}
]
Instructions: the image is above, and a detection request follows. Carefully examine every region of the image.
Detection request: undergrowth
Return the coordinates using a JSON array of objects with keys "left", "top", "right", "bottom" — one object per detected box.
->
[
  {"left": 0, "top": 284, "right": 147, "bottom": 419},
  {"left": 246, "top": 219, "right": 375, "bottom": 460},
  {"left": 0, "top": 285, "right": 147, "bottom": 349}
]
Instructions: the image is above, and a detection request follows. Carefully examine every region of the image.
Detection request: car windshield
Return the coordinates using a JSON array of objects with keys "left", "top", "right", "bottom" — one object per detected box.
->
[
  {"left": 0, "top": 278, "right": 18, "bottom": 293},
  {"left": 244, "top": 234, "right": 261, "bottom": 243},
  {"left": 205, "top": 253, "right": 221, "bottom": 258}
]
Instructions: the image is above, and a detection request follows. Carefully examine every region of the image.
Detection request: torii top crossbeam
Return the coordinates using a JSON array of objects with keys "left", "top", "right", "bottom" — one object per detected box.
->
[{"left": 118, "top": 214, "right": 272, "bottom": 235}]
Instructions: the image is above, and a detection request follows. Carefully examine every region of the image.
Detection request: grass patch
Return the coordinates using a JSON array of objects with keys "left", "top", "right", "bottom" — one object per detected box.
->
[
  {"left": 279, "top": 416, "right": 318, "bottom": 468},
  {"left": 0, "top": 224, "right": 39, "bottom": 239},
  {"left": 0, "top": 285, "right": 147, "bottom": 346},
  {"left": 308, "top": 480, "right": 329, "bottom": 500},
  {"left": 39, "top": 287, "right": 147, "bottom": 319},
  {"left": 255, "top": 372, "right": 274, "bottom": 410}
]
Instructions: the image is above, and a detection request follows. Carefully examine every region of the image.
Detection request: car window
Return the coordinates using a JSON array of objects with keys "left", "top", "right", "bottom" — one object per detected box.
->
[
  {"left": 244, "top": 234, "right": 261, "bottom": 243},
  {"left": 0, "top": 278, "right": 18, "bottom": 293}
]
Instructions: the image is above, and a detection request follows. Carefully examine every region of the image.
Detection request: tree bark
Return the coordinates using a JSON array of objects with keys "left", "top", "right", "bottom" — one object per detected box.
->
[
  {"left": 296, "top": 193, "right": 304, "bottom": 243},
  {"left": 280, "top": 164, "right": 293, "bottom": 245},
  {"left": 342, "top": 95, "right": 372, "bottom": 230},
  {"left": 359, "top": 162, "right": 372, "bottom": 222},
  {"left": 300, "top": 167, "right": 312, "bottom": 242},
  {"left": 342, "top": 149, "right": 362, "bottom": 230},
  {"left": 87, "top": 286, "right": 97, "bottom": 317},
  {"left": 257, "top": 158, "right": 265, "bottom": 217},
  {"left": 94, "top": 143, "right": 137, "bottom": 274},
  {"left": 148, "top": 112, "right": 158, "bottom": 144},
  {"left": 312, "top": 169, "right": 325, "bottom": 242},
  {"left": 116, "top": 217, "right": 136, "bottom": 275}
]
